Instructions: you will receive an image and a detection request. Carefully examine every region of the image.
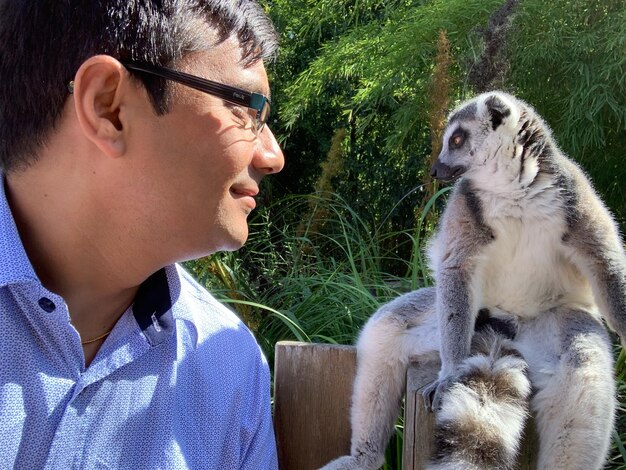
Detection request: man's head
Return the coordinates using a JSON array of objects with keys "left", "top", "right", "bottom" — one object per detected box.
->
[
  {"left": 2, "top": 0, "right": 285, "bottom": 267},
  {"left": 0, "top": 0, "right": 279, "bottom": 172}
]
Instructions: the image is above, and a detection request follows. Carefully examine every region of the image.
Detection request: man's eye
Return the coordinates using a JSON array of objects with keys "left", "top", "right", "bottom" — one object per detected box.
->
[
  {"left": 228, "top": 105, "right": 247, "bottom": 120},
  {"left": 227, "top": 105, "right": 256, "bottom": 129}
]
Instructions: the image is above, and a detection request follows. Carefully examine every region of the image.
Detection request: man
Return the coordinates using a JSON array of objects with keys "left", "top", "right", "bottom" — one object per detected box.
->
[{"left": 0, "top": 1, "right": 284, "bottom": 468}]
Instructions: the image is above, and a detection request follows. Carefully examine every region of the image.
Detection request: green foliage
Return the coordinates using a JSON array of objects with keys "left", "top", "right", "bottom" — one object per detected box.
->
[
  {"left": 508, "top": 0, "right": 626, "bottom": 223},
  {"left": 278, "top": 0, "right": 503, "bottom": 137}
]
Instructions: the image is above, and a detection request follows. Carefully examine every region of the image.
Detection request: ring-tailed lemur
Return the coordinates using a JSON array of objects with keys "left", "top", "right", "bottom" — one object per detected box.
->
[{"left": 320, "top": 91, "right": 625, "bottom": 470}]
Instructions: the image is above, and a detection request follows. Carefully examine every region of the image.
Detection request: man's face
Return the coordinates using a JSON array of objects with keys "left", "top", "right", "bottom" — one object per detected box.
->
[{"left": 126, "top": 36, "right": 284, "bottom": 260}]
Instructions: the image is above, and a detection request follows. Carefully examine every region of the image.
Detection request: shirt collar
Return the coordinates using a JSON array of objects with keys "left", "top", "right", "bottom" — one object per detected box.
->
[
  {"left": 0, "top": 173, "right": 38, "bottom": 287},
  {"left": 132, "top": 264, "right": 204, "bottom": 348},
  {"left": 132, "top": 266, "right": 182, "bottom": 346}
]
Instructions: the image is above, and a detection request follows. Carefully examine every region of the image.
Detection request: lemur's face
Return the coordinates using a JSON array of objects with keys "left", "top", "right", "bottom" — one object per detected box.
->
[{"left": 431, "top": 93, "right": 521, "bottom": 183}]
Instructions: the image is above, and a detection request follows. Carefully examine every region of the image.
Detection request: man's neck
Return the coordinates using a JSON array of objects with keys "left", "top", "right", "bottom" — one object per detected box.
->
[{"left": 4, "top": 166, "right": 145, "bottom": 342}]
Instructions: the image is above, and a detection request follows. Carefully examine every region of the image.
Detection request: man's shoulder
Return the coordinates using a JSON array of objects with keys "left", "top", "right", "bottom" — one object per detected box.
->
[
  {"left": 173, "top": 264, "right": 242, "bottom": 327},
  {"left": 169, "top": 264, "right": 263, "bottom": 359}
]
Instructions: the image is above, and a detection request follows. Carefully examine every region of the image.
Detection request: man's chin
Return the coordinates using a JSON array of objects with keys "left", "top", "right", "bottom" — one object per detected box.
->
[
  {"left": 177, "top": 231, "right": 248, "bottom": 261},
  {"left": 213, "top": 230, "right": 249, "bottom": 253}
]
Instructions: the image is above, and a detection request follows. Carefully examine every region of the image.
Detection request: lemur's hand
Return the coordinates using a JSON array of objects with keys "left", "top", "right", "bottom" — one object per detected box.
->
[{"left": 421, "top": 371, "right": 458, "bottom": 412}]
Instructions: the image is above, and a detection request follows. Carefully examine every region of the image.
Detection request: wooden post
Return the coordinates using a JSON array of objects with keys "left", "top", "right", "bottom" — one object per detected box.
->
[
  {"left": 274, "top": 341, "right": 356, "bottom": 470},
  {"left": 403, "top": 360, "right": 538, "bottom": 469},
  {"left": 403, "top": 357, "right": 440, "bottom": 470}
]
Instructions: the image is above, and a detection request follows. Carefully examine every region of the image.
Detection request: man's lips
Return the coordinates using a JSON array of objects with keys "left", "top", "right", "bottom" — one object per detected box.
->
[{"left": 230, "top": 187, "right": 258, "bottom": 210}]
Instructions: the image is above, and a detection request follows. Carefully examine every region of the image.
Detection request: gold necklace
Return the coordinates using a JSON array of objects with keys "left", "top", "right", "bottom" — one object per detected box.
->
[{"left": 81, "top": 329, "right": 113, "bottom": 345}]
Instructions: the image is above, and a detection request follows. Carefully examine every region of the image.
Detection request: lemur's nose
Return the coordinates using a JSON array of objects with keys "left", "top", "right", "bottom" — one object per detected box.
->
[{"left": 430, "top": 160, "right": 466, "bottom": 182}]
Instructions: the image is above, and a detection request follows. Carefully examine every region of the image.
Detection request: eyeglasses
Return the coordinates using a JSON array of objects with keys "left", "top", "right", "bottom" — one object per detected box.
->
[{"left": 121, "top": 61, "right": 271, "bottom": 135}]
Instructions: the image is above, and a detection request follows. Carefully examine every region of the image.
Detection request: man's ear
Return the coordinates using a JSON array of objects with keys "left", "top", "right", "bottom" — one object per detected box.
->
[{"left": 71, "top": 55, "right": 132, "bottom": 158}]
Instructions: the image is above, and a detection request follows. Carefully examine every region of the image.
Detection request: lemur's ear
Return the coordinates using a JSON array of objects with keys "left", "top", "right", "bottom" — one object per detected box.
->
[{"left": 484, "top": 95, "right": 512, "bottom": 131}]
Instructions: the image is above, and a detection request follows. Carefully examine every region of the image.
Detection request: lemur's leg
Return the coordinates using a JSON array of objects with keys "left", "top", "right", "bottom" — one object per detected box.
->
[
  {"left": 516, "top": 308, "right": 615, "bottom": 470},
  {"left": 428, "top": 328, "right": 531, "bottom": 470},
  {"left": 319, "top": 287, "right": 439, "bottom": 470}
]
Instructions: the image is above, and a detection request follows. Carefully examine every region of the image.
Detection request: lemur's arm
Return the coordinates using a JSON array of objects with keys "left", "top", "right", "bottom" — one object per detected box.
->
[
  {"left": 424, "top": 180, "right": 494, "bottom": 409},
  {"left": 564, "top": 163, "right": 626, "bottom": 343}
]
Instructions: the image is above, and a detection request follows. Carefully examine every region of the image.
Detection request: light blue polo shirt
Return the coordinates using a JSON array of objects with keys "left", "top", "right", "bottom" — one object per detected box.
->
[{"left": 0, "top": 177, "right": 278, "bottom": 469}]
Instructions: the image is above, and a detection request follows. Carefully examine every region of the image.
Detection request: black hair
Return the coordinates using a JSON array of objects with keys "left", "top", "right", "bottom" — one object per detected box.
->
[{"left": 0, "top": 0, "right": 279, "bottom": 172}]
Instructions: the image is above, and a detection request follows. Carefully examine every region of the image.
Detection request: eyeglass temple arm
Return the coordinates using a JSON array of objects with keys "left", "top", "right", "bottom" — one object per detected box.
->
[{"left": 121, "top": 62, "right": 267, "bottom": 110}]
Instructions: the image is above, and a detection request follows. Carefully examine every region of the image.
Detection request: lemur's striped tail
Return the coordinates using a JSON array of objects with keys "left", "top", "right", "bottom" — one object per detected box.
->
[{"left": 428, "top": 330, "right": 531, "bottom": 470}]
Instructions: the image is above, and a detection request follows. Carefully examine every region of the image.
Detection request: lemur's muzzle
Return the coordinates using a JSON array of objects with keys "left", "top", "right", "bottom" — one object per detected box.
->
[{"left": 430, "top": 160, "right": 466, "bottom": 182}]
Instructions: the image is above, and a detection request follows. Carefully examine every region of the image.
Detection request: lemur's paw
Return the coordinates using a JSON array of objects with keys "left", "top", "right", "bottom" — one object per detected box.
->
[{"left": 422, "top": 373, "right": 458, "bottom": 412}]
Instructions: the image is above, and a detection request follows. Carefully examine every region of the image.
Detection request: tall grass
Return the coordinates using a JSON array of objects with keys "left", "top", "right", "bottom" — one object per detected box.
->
[{"left": 185, "top": 191, "right": 626, "bottom": 469}]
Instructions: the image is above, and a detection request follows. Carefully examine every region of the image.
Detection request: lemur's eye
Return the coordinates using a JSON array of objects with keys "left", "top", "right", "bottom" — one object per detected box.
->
[{"left": 449, "top": 132, "right": 465, "bottom": 148}]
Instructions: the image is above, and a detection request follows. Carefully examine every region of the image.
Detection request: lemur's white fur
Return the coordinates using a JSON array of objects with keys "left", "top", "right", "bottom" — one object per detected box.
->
[{"left": 320, "top": 92, "right": 624, "bottom": 470}]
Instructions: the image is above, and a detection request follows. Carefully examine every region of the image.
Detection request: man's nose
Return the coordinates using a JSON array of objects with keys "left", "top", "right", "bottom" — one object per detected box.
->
[{"left": 253, "top": 126, "right": 284, "bottom": 174}]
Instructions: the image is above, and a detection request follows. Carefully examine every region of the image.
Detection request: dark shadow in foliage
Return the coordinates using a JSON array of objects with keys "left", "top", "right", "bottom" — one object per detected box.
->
[{"left": 466, "top": 0, "right": 520, "bottom": 93}]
